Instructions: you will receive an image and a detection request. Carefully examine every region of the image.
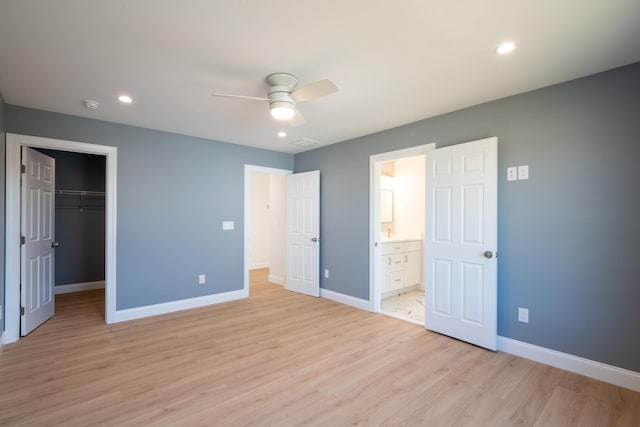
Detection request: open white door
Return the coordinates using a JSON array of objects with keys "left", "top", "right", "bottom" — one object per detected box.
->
[
  {"left": 285, "top": 170, "right": 320, "bottom": 297},
  {"left": 425, "top": 137, "right": 497, "bottom": 350},
  {"left": 21, "top": 147, "right": 57, "bottom": 335}
]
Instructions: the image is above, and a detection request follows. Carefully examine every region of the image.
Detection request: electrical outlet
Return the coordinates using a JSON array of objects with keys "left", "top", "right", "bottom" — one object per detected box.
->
[
  {"left": 507, "top": 167, "right": 517, "bottom": 181},
  {"left": 324, "top": 269, "right": 329, "bottom": 279},
  {"left": 198, "top": 274, "right": 206, "bottom": 285},
  {"left": 518, "top": 307, "right": 529, "bottom": 323}
]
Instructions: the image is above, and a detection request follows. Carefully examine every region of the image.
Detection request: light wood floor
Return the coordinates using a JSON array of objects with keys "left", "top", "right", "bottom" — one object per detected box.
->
[{"left": 1, "top": 269, "right": 638, "bottom": 426}]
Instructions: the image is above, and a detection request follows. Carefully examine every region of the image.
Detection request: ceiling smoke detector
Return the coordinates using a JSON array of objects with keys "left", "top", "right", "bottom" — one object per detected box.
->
[{"left": 83, "top": 100, "right": 99, "bottom": 109}]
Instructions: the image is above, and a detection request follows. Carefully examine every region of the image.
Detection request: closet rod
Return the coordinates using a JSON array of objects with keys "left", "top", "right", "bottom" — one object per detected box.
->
[
  {"left": 57, "top": 205, "right": 104, "bottom": 211},
  {"left": 55, "top": 189, "right": 105, "bottom": 197}
]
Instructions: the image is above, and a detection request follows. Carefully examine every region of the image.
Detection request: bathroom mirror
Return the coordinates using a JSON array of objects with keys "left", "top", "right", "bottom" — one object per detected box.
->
[{"left": 381, "top": 190, "right": 393, "bottom": 223}]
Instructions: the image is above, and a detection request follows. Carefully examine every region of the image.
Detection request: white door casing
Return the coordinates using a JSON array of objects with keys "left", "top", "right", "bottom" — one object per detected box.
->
[
  {"left": 425, "top": 137, "right": 498, "bottom": 350},
  {"left": 5, "top": 133, "right": 117, "bottom": 345},
  {"left": 243, "top": 165, "right": 291, "bottom": 293},
  {"left": 369, "top": 143, "right": 435, "bottom": 313},
  {"left": 285, "top": 170, "right": 320, "bottom": 297},
  {"left": 21, "top": 147, "right": 56, "bottom": 335}
]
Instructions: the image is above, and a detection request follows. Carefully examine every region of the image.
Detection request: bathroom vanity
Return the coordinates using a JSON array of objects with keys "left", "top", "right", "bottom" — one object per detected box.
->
[{"left": 379, "top": 239, "right": 422, "bottom": 298}]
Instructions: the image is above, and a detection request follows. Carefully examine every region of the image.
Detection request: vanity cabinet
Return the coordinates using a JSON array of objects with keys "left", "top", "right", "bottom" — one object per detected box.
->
[{"left": 380, "top": 240, "right": 422, "bottom": 296}]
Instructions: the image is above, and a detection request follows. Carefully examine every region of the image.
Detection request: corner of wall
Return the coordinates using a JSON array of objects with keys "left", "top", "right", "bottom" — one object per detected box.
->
[{"left": 0, "top": 90, "right": 6, "bottom": 334}]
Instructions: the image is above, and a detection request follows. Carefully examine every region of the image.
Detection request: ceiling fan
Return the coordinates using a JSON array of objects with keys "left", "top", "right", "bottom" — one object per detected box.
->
[{"left": 211, "top": 73, "right": 338, "bottom": 126}]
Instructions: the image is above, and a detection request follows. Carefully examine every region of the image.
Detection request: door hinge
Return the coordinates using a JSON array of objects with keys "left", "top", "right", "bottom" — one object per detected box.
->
[
  {"left": 20, "top": 306, "right": 25, "bottom": 316},
  {"left": 21, "top": 164, "right": 26, "bottom": 174},
  {"left": 20, "top": 235, "right": 26, "bottom": 245}
]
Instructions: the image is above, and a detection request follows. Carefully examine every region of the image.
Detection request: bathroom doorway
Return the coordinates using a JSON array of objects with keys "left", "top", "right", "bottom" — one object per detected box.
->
[{"left": 369, "top": 144, "right": 434, "bottom": 325}]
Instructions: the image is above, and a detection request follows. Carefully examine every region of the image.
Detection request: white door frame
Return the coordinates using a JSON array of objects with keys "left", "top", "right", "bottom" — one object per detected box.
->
[
  {"left": 4, "top": 133, "right": 117, "bottom": 344},
  {"left": 243, "top": 165, "right": 292, "bottom": 294},
  {"left": 369, "top": 143, "right": 435, "bottom": 313}
]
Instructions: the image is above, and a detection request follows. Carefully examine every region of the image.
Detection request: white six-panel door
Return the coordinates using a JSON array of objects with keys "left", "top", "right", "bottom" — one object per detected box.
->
[
  {"left": 425, "top": 137, "right": 497, "bottom": 350},
  {"left": 285, "top": 170, "right": 320, "bottom": 297},
  {"left": 21, "top": 147, "right": 56, "bottom": 335}
]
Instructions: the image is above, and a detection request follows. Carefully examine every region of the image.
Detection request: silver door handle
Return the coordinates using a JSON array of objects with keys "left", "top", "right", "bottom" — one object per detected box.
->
[
  {"left": 483, "top": 250, "right": 493, "bottom": 259},
  {"left": 311, "top": 237, "right": 319, "bottom": 242},
  {"left": 52, "top": 242, "right": 61, "bottom": 248}
]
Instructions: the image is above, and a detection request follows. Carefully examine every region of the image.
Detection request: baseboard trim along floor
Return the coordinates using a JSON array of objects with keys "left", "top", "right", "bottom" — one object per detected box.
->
[
  {"left": 320, "top": 288, "right": 640, "bottom": 392},
  {"left": 113, "top": 288, "right": 248, "bottom": 323},
  {"left": 497, "top": 336, "right": 640, "bottom": 392},
  {"left": 54, "top": 281, "right": 105, "bottom": 295},
  {"left": 320, "top": 288, "right": 370, "bottom": 311}
]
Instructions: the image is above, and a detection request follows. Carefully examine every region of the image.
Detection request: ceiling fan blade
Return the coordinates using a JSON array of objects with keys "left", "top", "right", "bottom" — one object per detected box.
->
[
  {"left": 291, "top": 79, "right": 338, "bottom": 102},
  {"left": 211, "top": 93, "right": 268, "bottom": 102},
  {"left": 289, "top": 107, "right": 306, "bottom": 126}
]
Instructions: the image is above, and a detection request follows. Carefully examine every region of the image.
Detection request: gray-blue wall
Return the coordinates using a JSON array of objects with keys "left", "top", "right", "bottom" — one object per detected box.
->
[
  {"left": 3, "top": 63, "right": 639, "bottom": 374},
  {"left": 295, "top": 62, "right": 640, "bottom": 373},
  {"left": 0, "top": 91, "right": 5, "bottom": 332},
  {"left": 6, "top": 107, "right": 294, "bottom": 310},
  {"left": 39, "top": 149, "right": 106, "bottom": 286}
]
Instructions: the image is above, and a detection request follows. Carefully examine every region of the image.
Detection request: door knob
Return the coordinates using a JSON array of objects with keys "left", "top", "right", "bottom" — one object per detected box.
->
[
  {"left": 311, "top": 237, "right": 319, "bottom": 242},
  {"left": 483, "top": 250, "right": 493, "bottom": 259},
  {"left": 52, "top": 242, "right": 61, "bottom": 248}
]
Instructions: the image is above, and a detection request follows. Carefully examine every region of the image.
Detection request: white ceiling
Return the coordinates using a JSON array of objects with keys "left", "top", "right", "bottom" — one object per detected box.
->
[{"left": 1, "top": 1, "right": 639, "bottom": 154}]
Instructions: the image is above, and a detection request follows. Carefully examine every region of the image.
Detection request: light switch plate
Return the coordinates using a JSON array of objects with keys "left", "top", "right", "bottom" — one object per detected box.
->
[
  {"left": 518, "top": 165, "right": 529, "bottom": 180},
  {"left": 518, "top": 307, "right": 529, "bottom": 323},
  {"left": 222, "top": 221, "right": 234, "bottom": 230},
  {"left": 507, "top": 167, "right": 517, "bottom": 181}
]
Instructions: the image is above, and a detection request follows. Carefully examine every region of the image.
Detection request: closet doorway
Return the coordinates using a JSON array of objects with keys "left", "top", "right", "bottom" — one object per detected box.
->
[
  {"left": 40, "top": 149, "right": 106, "bottom": 300},
  {"left": 5, "top": 133, "right": 117, "bottom": 344}
]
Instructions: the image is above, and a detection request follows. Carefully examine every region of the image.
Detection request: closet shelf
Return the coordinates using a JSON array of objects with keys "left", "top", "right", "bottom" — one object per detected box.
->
[{"left": 55, "top": 189, "right": 105, "bottom": 197}]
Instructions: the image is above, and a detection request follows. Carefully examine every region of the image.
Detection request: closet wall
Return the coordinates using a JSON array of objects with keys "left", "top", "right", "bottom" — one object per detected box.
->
[{"left": 40, "top": 149, "right": 105, "bottom": 287}]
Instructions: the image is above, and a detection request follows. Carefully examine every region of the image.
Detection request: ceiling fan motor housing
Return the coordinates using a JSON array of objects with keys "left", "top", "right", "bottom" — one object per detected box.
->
[
  {"left": 265, "top": 72, "right": 298, "bottom": 90},
  {"left": 268, "top": 90, "right": 296, "bottom": 108},
  {"left": 266, "top": 73, "right": 298, "bottom": 108}
]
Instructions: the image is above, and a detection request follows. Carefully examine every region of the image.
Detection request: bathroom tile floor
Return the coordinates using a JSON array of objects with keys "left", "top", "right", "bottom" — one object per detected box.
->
[{"left": 381, "top": 290, "right": 425, "bottom": 323}]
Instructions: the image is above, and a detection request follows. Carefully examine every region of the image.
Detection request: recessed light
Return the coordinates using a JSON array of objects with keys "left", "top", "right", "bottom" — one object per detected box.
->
[
  {"left": 495, "top": 42, "right": 516, "bottom": 55},
  {"left": 278, "top": 131, "right": 287, "bottom": 137},
  {"left": 118, "top": 95, "right": 133, "bottom": 104}
]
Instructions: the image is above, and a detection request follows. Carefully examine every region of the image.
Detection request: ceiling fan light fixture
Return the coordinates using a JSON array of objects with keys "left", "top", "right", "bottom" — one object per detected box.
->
[
  {"left": 495, "top": 42, "right": 516, "bottom": 55},
  {"left": 270, "top": 102, "right": 295, "bottom": 120}
]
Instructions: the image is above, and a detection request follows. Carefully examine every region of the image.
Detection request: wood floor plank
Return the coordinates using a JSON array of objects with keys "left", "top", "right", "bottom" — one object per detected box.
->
[{"left": 1, "top": 269, "right": 638, "bottom": 426}]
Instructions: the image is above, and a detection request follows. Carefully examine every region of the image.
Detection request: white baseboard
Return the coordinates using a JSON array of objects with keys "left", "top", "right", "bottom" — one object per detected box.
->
[
  {"left": 249, "top": 262, "right": 270, "bottom": 270},
  {"left": 497, "top": 336, "right": 640, "bottom": 392},
  {"left": 113, "top": 288, "right": 248, "bottom": 323},
  {"left": 55, "top": 281, "right": 105, "bottom": 295},
  {"left": 320, "top": 288, "right": 371, "bottom": 311},
  {"left": 312, "top": 294, "right": 640, "bottom": 391},
  {"left": 268, "top": 274, "right": 284, "bottom": 285},
  {"left": 381, "top": 283, "right": 422, "bottom": 299}
]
